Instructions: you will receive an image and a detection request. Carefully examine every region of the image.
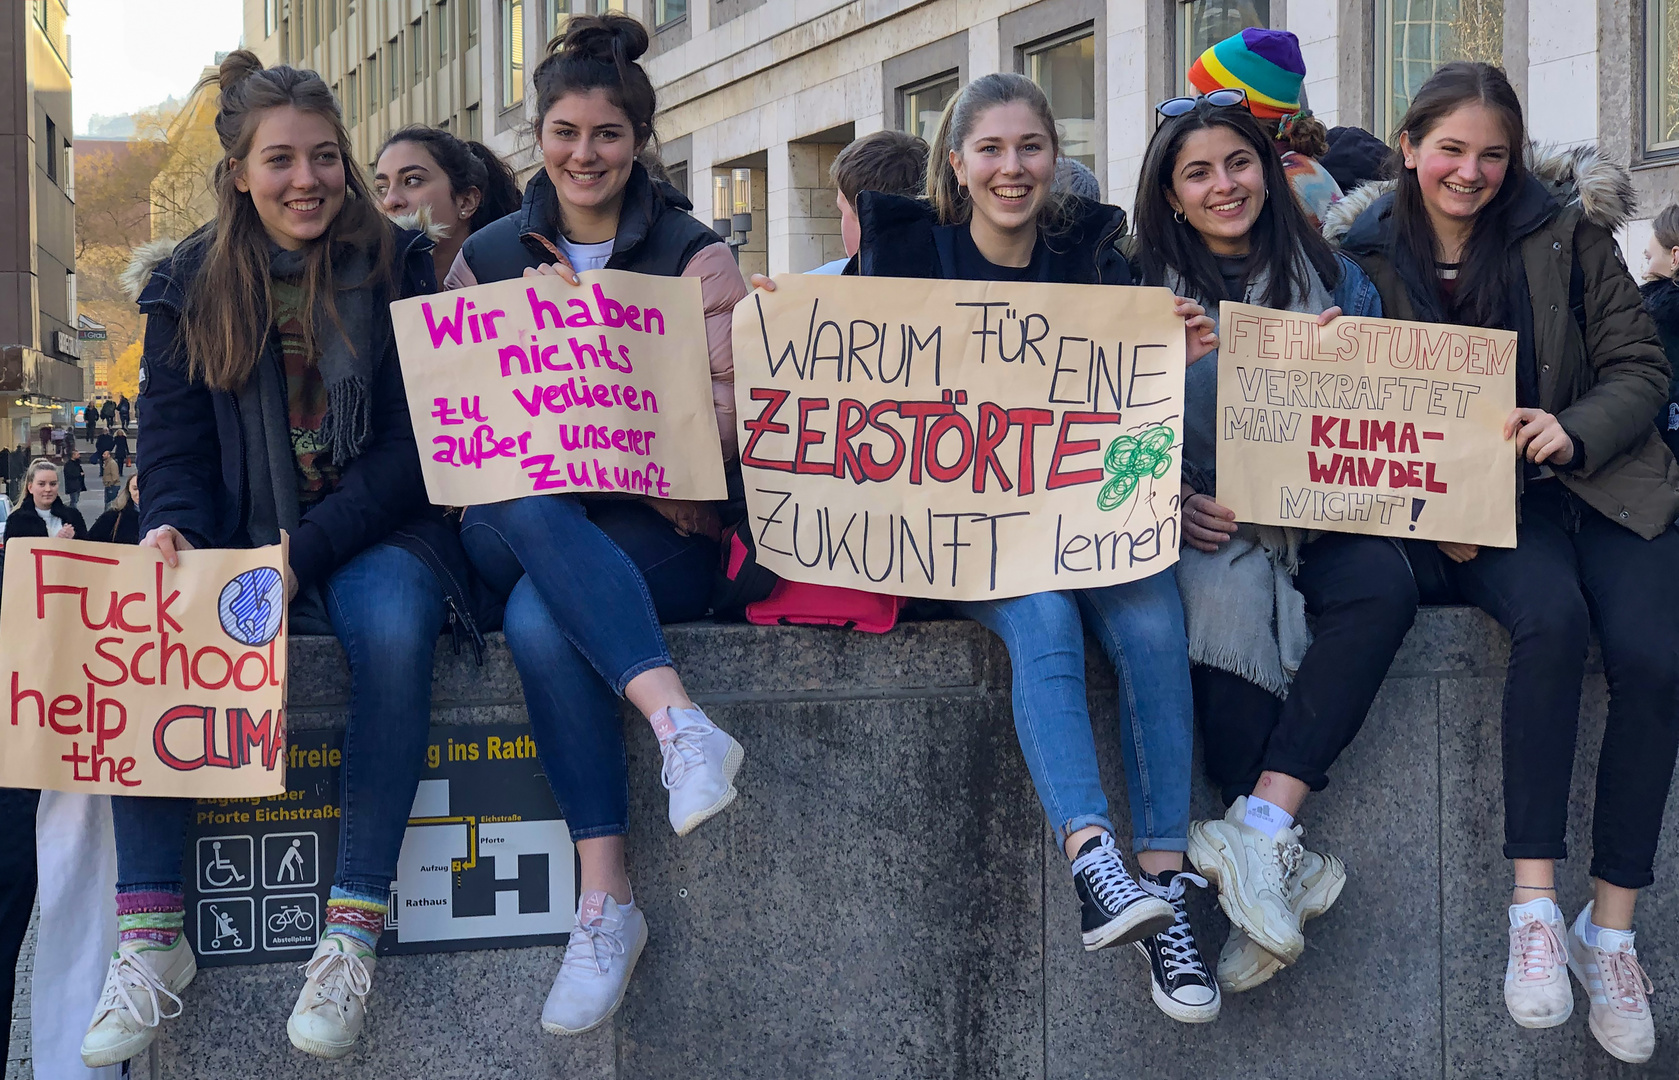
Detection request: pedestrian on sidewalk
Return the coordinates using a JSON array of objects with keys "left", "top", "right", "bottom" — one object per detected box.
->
[
  {"left": 1638, "top": 203, "right": 1679, "bottom": 459},
  {"left": 94, "top": 424, "right": 113, "bottom": 464},
  {"left": 116, "top": 394, "right": 130, "bottom": 430},
  {"left": 99, "top": 450, "right": 119, "bottom": 506},
  {"left": 111, "top": 429, "right": 129, "bottom": 473},
  {"left": 62, "top": 448, "right": 86, "bottom": 511},
  {"left": 98, "top": 397, "right": 116, "bottom": 428}
]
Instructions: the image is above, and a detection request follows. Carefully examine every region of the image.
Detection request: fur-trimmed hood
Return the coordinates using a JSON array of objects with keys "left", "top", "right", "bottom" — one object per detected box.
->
[
  {"left": 1323, "top": 142, "right": 1637, "bottom": 247},
  {"left": 121, "top": 211, "right": 447, "bottom": 303}
]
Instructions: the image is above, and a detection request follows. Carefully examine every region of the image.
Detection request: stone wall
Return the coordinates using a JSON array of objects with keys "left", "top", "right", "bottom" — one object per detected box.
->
[{"left": 33, "top": 611, "right": 1679, "bottom": 1078}]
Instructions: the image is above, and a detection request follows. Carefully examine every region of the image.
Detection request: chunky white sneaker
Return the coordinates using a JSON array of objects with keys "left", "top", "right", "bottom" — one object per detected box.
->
[
  {"left": 1567, "top": 902, "right": 1655, "bottom": 1064},
  {"left": 287, "top": 934, "right": 376, "bottom": 1059},
  {"left": 1188, "top": 797, "right": 1305, "bottom": 963},
  {"left": 1503, "top": 897, "right": 1572, "bottom": 1029},
  {"left": 542, "top": 891, "right": 648, "bottom": 1035},
  {"left": 653, "top": 706, "right": 745, "bottom": 836},
  {"left": 1218, "top": 846, "right": 1346, "bottom": 993},
  {"left": 80, "top": 935, "right": 197, "bottom": 1067}
]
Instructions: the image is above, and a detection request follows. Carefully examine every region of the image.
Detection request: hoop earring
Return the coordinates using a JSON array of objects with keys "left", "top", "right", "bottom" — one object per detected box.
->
[
  {"left": 1173, "top": 209, "right": 1186, "bottom": 224},
  {"left": 958, "top": 184, "right": 969, "bottom": 199}
]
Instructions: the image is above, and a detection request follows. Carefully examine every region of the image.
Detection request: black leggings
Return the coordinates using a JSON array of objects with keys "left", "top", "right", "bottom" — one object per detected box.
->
[
  {"left": 1446, "top": 483, "right": 1679, "bottom": 890},
  {"left": 1196, "top": 532, "right": 1419, "bottom": 806}
]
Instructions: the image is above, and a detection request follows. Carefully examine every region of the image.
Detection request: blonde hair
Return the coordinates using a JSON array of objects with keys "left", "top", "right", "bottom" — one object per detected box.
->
[
  {"left": 925, "top": 73, "right": 1076, "bottom": 234},
  {"left": 23, "top": 459, "right": 58, "bottom": 490}
]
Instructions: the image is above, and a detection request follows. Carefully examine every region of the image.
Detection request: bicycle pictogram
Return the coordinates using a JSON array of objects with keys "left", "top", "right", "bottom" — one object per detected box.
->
[{"left": 267, "top": 904, "right": 315, "bottom": 934}]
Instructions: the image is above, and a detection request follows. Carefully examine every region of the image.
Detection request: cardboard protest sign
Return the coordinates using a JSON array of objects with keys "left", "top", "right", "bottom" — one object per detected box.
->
[
  {"left": 390, "top": 270, "right": 727, "bottom": 506},
  {"left": 0, "top": 538, "right": 289, "bottom": 797},
  {"left": 732, "top": 275, "right": 1187, "bottom": 601},
  {"left": 1215, "top": 301, "right": 1517, "bottom": 546}
]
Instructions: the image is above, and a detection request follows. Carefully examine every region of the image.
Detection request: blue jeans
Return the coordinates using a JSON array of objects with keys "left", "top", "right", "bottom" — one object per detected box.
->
[
  {"left": 958, "top": 571, "right": 1195, "bottom": 853},
  {"left": 111, "top": 542, "right": 447, "bottom": 896},
  {"left": 461, "top": 496, "right": 715, "bottom": 839}
]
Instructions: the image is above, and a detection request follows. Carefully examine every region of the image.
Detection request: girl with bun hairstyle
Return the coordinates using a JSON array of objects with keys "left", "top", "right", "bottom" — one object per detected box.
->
[
  {"left": 374, "top": 125, "right": 523, "bottom": 281},
  {"left": 448, "top": 14, "right": 750, "bottom": 1036},
  {"left": 83, "top": 50, "right": 468, "bottom": 1065}
]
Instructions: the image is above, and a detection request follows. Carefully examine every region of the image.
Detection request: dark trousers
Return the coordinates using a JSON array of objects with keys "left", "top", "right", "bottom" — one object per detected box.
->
[
  {"left": 1195, "top": 532, "right": 1419, "bottom": 806},
  {"left": 0, "top": 788, "right": 39, "bottom": 1068},
  {"left": 1445, "top": 483, "right": 1679, "bottom": 889}
]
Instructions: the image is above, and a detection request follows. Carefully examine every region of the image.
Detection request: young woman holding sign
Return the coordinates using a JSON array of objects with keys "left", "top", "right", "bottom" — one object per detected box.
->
[
  {"left": 761, "top": 73, "right": 1224, "bottom": 1023},
  {"left": 1331, "top": 62, "right": 1679, "bottom": 1064},
  {"left": 81, "top": 52, "right": 467, "bottom": 1065},
  {"left": 444, "top": 14, "right": 749, "bottom": 1036},
  {"left": 1129, "top": 96, "right": 1418, "bottom": 995}
]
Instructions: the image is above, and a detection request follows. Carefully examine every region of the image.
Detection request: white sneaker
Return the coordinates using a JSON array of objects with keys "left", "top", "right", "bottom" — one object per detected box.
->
[
  {"left": 541, "top": 891, "right": 649, "bottom": 1035},
  {"left": 287, "top": 934, "right": 376, "bottom": 1059},
  {"left": 1503, "top": 897, "right": 1572, "bottom": 1028},
  {"left": 1567, "top": 902, "right": 1656, "bottom": 1064},
  {"left": 1187, "top": 797, "right": 1305, "bottom": 963},
  {"left": 653, "top": 706, "right": 745, "bottom": 836},
  {"left": 80, "top": 935, "right": 197, "bottom": 1067},
  {"left": 1217, "top": 847, "right": 1346, "bottom": 993}
]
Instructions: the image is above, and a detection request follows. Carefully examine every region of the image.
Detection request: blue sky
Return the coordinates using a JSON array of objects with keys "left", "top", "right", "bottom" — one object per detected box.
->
[{"left": 71, "top": 0, "right": 246, "bottom": 133}]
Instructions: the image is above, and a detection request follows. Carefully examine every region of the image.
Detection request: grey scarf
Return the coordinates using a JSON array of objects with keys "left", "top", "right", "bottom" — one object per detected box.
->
[
  {"left": 1167, "top": 262, "right": 1336, "bottom": 694},
  {"left": 238, "top": 244, "right": 381, "bottom": 632}
]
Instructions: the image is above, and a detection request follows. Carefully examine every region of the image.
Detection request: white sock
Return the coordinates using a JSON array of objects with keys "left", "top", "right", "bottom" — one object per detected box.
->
[
  {"left": 1584, "top": 919, "right": 1622, "bottom": 948},
  {"left": 1242, "top": 796, "right": 1294, "bottom": 839}
]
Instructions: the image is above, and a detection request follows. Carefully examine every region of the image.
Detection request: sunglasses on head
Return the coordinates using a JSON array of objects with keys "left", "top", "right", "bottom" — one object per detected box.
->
[{"left": 1154, "top": 88, "right": 1249, "bottom": 125}]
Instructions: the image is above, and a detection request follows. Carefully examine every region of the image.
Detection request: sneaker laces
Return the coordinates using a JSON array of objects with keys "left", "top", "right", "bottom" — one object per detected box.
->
[
  {"left": 561, "top": 918, "right": 628, "bottom": 976},
  {"left": 1509, "top": 915, "right": 1565, "bottom": 983},
  {"left": 1600, "top": 947, "right": 1655, "bottom": 1013},
  {"left": 299, "top": 948, "right": 373, "bottom": 1019},
  {"left": 1071, "top": 839, "right": 1149, "bottom": 913},
  {"left": 1153, "top": 872, "right": 1211, "bottom": 980},
  {"left": 96, "top": 952, "right": 184, "bottom": 1028},
  {"left": 658, "top": 719, "right": 717, "bottom": 790}
]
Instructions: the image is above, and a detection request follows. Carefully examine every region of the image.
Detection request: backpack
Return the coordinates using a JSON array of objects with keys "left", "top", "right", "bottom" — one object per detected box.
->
[{"left": 712, "top": 520, "right": 905, "bottom": 633}]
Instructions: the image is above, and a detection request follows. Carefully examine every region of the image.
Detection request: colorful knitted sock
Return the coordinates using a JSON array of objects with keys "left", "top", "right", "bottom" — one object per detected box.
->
[
  {"left": 116, "top": 889, "right": 184, "bottom": 947},
  {"left": 324, "top": 886, "right": 388, "bottom": 953}
]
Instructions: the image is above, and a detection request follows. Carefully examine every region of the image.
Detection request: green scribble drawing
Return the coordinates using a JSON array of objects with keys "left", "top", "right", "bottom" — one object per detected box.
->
[{"left": 1098, "top": 425, "right": 1176, "bottom": 511}]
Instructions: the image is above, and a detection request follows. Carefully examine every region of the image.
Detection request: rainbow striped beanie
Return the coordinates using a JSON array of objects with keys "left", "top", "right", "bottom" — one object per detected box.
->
[{"left": 1188, "top": 28, "right": 1306, "bottom": 120}]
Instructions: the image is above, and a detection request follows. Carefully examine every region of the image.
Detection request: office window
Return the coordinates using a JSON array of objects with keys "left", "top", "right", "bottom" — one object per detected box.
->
[
  {"left": 368, "top": 53, "right": 382, "bottom": 109},
  {"left": 412, "top": 18, "right": 426, "bottom": 85},
  {"left": 667, "top": 161, "right": 689, "bottom": 200},
  {"left": 655, "top": 0, "right": 687, "bottom": 26},
  {"left": 346, "top": 70, "right": 360, "bottom": 125},
  {"left": 468, "top": 0, "right": 480, "bottom": 46},
  {"left": 390, "top": 37, "right": 403, "bottom": 98},
  {"left": 327, "top": 0, "right": 338, "bottom": 29},
  {"left": 1648, "top": 0, "right": 1679, "bottom": 152},
  {"left": 1376, "top": 0, "right": 1503, "bottom": 138},
  {"left": 900, "top": 72, "right": 959, "bottom": 143},
  {"left": 439, "top": 0, "right": 452, "bottom": 61},
  {"left": 467, "top": 104, "right": 482, "bottom": 141},
  {"left": 266, "top": 0, "right": 279, "bottom": 36},
  {"left": 313, "top": 0, "right": 322, "bottom": 48},
  {"left": 589, "top": 0, "right": 627, "bottom": 11},
  {"left": 1178, "top": 1, "right": 1268, "bottom": 88},
  {"left": 66, "top": 272, "right": 76, "bottom": 325},
  {"left": 502, "top": 0, "right": 525, "bottom": 109},
  {"left": 44, "top": 114, "right": 57, "bottom": 183},
  {"left": 63, "top": 140, "right": 73, "bottom": 200},
  {"left": 1024, "top": 30, "right": 1097, "bottom": 172}
]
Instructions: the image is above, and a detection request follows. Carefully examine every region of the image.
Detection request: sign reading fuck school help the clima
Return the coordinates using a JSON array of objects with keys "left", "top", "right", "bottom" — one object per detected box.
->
[
  {"left": 732, "top": 275, "right": 1188, "bottom": 601},
  {"left": 390, "top": 270, "right": 727, "bottom": 506},
  {"left": 0, "top": 537, "right": 289, "bottom": 797}
]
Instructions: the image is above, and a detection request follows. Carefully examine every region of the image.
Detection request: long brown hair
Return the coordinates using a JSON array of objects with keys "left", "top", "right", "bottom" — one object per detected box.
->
[
  {"left": 1389, "top": 61, "right": 1527, "bottom": 327},
  {"left": 926, "top": 73, "right": 1075, "bottom": 234},
  {"left": 182, "top": 50, "right": 392, "bottom": 392}
]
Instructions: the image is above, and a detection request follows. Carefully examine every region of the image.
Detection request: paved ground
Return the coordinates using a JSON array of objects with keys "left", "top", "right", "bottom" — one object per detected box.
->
[{"left": 6, "top": 906, "right": 36, "bottom": 1080}]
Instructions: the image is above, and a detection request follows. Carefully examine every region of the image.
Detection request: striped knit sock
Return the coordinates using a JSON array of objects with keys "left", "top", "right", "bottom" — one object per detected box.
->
[
  {"left": 324, "top": 886, "right": 387, "bottom": 954},
  {"left": 116, "top": 890, "right": 184, "bottom": 947}
]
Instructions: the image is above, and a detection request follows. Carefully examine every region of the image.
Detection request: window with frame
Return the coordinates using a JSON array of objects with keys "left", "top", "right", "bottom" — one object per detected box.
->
[
  {"left": 391, "top": 36, "right": 403, "bottom": 97},
  {"left": 346, "top": 70, "right": 360, "bottom": 125},
  {"left": 412, "top": 18, "right": 426, "bottom": 85},
  {"left": 667, "top": 161, "right": 689, "bottom": 200},
  {"left": 468, "top": 0, "right": 480, "bottom": 47},
  {"left": 313, "top": 0, "right": 322, "bottom": 48},
  {"left": 369, "top": 52, "right": 382, "bottom": 109},
  {"left": 467, "top": 105, "right": 482, "bottom": 141},
  {"left": 266, "top": 0, "right": 278, "bottom": 36},
  {"left": 1647, "top": 0, "right": 1679, "bottom": 153},
  {"left": 438, "top": 0, "right": 451, "bottom": 61},
  {"left": 590, "top": 0, "right": 627, "bottom": 11},
  {"left": 503, "top": 0, "right": 525, "bottom": 109},
  {"left": 1178, "top": 1, "right": 1268, "bottom": 89},
  {"left": 655, "top": 0, "right": 687, "bottom": 27},
  {"left": 1376, "top": 0, "right": 1503, "bottom": 138},
  {"left": 44, "top": 114, "right": 57, "bottom": 183},
  {"left": 1024, "top": 29, "right": 1097, "bottom": 172},
  {"left": 900, "top": 72, "right": 960, "bottom": 144}
]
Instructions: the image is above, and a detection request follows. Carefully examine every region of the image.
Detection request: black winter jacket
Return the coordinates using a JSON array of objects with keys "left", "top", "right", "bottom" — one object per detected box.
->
[
  {"left": 856, "top": 192, "right": 1134, "bottom": 284},
  {"left": 4, "top": 498, "right": 88, "bottom": 543},
  {"left": 133, "top": 221, "right": 492, "bottom": 653},
  {"left": 89, "top": 503, "right": 141, "bottom": 545}
]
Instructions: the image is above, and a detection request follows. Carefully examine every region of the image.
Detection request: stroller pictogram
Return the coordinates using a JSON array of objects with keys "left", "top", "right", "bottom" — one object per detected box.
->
[{"left": 207, "top": 904, "right": 243, "bottom": 950}]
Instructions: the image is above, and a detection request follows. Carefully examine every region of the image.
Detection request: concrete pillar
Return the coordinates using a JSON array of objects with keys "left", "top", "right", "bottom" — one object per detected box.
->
[
  {"left": 968, "top": 17, "right": 1000, "bottom": 79},
  {"left": 1527, "top": 0, "right": 1598, "bottom": 147},
  {"left": 767, "top": 140, "right": 830, "bottom": 275},
  {"left": 1106, "top": 0, "right": 1151, "bottom": 212},
  {"left": 1287, "top": 0, "right": 1340, "bottom": 129}
]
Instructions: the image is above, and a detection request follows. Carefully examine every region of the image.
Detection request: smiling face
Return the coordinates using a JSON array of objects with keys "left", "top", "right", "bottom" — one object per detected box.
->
[
  {"left": 1400, "top": 101, "right": 1511, "bottom": 234},
  {"left": 1166, "top": 124, "right": 1267, "bottom": 257},
  {"left": 949, "top": 101, "right": 1058, "bottom": 239},
  {"left": 374, "top": 140, "right": 479, "bottom": 232},
  {"left": 539, "top": 89, "right": 639, "bottom": 240},
  {"left": 231, "top": 106, "right": 347, "bottom": 251}
]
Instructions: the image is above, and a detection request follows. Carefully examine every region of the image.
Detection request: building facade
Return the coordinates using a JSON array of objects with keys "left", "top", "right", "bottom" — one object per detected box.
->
[
  {"left": 0, "top": 0, "right": 83, "bottom": 448},
  {"left": 246, "top": 1, "right": 1677, "bottom": 269}
]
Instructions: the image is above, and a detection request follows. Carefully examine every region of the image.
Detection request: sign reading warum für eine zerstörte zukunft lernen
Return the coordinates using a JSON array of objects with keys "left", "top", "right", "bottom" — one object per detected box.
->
[
  {"left": 390, "top": 269, "right": 727, "bottom": 506},
  {"left": 1214, "top": 301, "right": 1517, "bottom": 548},
  {"left": 0, "top": 537, "right": 289, "bottom": 798},
  {"left": 732, "top": 275, "right": 1188, "bottom": 602}
]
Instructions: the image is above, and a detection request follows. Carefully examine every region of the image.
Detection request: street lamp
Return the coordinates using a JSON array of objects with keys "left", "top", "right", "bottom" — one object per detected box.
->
[{"left": 712, "top": 168, "right": 753, "bottom": 261}]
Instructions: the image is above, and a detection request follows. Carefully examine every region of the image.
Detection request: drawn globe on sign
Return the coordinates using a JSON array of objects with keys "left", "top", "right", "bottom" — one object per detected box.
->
[{"left": 218, "top": 567, "right": 285, "bottom": 647}]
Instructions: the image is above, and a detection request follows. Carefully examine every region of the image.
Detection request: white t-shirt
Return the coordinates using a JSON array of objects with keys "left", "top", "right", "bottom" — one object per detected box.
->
[{"left": 558, "top": 236, "right": 615, "bottom": 273}]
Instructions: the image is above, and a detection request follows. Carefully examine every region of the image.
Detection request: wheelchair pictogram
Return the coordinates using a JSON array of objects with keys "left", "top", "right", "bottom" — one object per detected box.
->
[{"left": 195, "top": 836, "right": 254, "bottom": 894}]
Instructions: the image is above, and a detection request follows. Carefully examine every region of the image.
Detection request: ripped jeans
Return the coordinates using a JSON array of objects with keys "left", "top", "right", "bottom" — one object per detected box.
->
[{"left": 957, "top": 570, "right": 1194, "bottom": 854}]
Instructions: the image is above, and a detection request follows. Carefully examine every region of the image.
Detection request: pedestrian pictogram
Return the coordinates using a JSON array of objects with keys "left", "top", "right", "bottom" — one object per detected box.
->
[
  {"left": 196, "top": 835, "right": 253, "bottom": 894},
  {"left": 263, "top": 832, "right": 319, "bottom": 889}
]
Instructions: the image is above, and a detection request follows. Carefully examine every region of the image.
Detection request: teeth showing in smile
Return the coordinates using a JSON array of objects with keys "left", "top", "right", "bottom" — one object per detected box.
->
[
  {"left": 993, "top": 186, "right": 1031, "bottom": 200},
  {"left": 1210, "top": 199, "right": 1245, "bottom": 212},
  {"left": 1443, "top": 182, "right": 1479, "bottom": 194},
  {"left": 286, "top": 199, "right": 322, "bottom": 212},
  {"left": 567, "top": 171, "right": 605, "bottom": 183}
]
